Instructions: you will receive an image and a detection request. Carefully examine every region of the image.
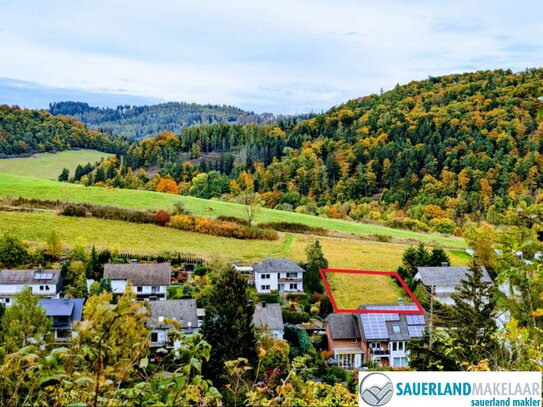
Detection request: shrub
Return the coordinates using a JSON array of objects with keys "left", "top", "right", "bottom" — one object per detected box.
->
[
  {"left": 61, "top": 204, "right": 87, "bottom": 217},
  {"left": 429, "top": 217, "right": 456, "bottom": 234},
  {"left": 258, "top": 291, "right": 282, "bottom": 304},
  {"left": 154, "top": 210, "right": 171, "bottom": 227},
  {"left": 89, "top": 206, "right": 155, "bottom": 224},
  {"left": 281, "top": 308, "right": 311, "bottom": 324},
  {"left": 385, "top": 217, "right": 430, "bottom": 232},
  {"left": 168, "top": 214, "right": 278, "bottom": 240},
  {"left": 259, "top": 221, "right": 327, "bottom": 235},
  {"left": 216, "top": 215, "right": 250, "bottom": 226}
]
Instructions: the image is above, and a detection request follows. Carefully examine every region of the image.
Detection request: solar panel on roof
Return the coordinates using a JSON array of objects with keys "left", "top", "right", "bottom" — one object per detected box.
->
[
  {"left": 406, "top": 315, "right": 425, "bottom": 325},
  {"left": 407, "top": 325, "right": 425, "bottom": 337}
]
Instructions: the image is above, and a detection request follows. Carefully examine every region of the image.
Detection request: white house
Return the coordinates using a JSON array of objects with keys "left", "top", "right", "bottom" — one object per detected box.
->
[
  {"left": 414, "top": 266, "right": 493, "bottom": 306},
  {"left": 0, "top": 268, "right": 62, "bottom": 306},
  {"left": 104, "top": 262, "right": 171, "bottom": 301},
  {"left": 38, "top": 298, "right": 85, "bottom": 342},
  {"left": 147, "top": 299, "right": 198, "bottom": 348},
  {"left": 253, "top": 302, "right": 285, "bottom": 339},
  {"left": 253, "top": 258, "right": 304, "bottom": 294},
  {"left": 358, "top": 303, "right": 427, "bottom": 369}
]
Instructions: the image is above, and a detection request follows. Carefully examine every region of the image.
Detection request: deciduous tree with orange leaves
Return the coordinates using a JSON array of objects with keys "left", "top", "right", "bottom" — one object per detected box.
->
[{"left": 156, "top": 177, "right": 179, "bottom": 194}]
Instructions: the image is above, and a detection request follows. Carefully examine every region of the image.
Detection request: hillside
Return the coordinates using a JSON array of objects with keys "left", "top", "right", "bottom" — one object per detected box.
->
[
  {"left": 0, "top": 149, "right": 111, "bottom": 180},
  {"left": 75, "top": 68, "right": 543, "bottom": 233},
  {"left": 0, "top": 104, "right": 128, "bottom": 156},
  {"left": 0, "top": 172, "right": 465, "bottom": 248},
  {"left": 49, "top": 101, "right": 301, "bottom": 139}
]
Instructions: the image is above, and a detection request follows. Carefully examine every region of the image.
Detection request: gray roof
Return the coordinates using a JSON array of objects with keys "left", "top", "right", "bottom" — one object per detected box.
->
[
  {"left": 104, "top": 263, "right": 171, "bottom": 286},
  {"left": 253, "top": 258, "right": 305, "bottom": 274},
  {"left": 148, "top": 299, "right": 198, "bottom": 329},
  {"left": 253, "top": 303, "right": 284, "bottom": 331},
  {"left": 39, "top": 298, "right": 84, "bottom": 321},
  {"left": 358, "top": 304, "right": 426, "bottom": 341},
  {"left": 0, "top": 269, "right": 61, "bottom": 285},
  {"left": 326, "top": 313, "right": 361, "bottom": 340},
  {"left": 415, "top": 266, "right": 492, "bottom": 287}
]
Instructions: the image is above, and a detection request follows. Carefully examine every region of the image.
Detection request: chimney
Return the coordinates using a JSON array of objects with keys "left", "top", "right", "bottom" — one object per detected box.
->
[
  {"left": 262, "top": 301, "right": 267, "bottom": 308},
  {"left": 398, "top": 298, "right": 404, "bottom": 306},
  {"left": 38, "top": 264, "right": 43, "bottom": 272},
  {"left": 441, "top": 262, "right": 449, "bottom": 267}
]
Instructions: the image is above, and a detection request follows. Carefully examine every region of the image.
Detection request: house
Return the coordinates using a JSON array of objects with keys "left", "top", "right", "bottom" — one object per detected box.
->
[
  {"left": 0, "top": 268, "right": 62, "bottom": 306},
  {"left": 414, "top": 266, "right": 492, "bottom": 306},
  {"left": 253, "top": 258, "right": 304, "bottom": 294},
  {"left": 325, "top": 313, "right": 364, "bottom": 369},
  {"left": 324, "top": 302, "right": 427, "bottom": 370},
  {"left": 358, "top": 303, "right": 427, "bottom": 368},
  {"left": 38, "top": 298, "right": 84, "bottom": 342},
  {"left": 231, "top": 263, "right": 255, "bottom": 285},
  {"left": 104, "top": 263, "right": 171, "bottom": 300},
  {"left": 147, "top": 299, "right": 198, "bottom": 348},
  {"left": 253, "top": 302, "right": 285, "bottom": 339}
]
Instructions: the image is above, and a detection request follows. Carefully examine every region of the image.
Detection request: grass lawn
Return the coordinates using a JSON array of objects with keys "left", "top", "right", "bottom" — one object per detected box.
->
[
  {"left": 0, "top": 150, "right": 112, "bottom": 180},
  {"left": 0, "top": 209, "right": 470, "bottom": 307},
  {"left": 0, "top": 172, "right": 466, "bottom": 248}
]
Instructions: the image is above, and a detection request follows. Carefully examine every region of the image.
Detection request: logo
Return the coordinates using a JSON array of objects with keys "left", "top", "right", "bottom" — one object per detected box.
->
[{"left": 359, "top": 373, "right": 393, "bottom": 406}]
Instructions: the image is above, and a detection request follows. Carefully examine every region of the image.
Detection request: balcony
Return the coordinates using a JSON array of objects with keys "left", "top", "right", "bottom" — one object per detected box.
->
[
  {"left": 371, "top": 349, "right": 390, "bottom": 356},
  {"left": 278, "top": 278, "right": 303, "bottom": 283}
]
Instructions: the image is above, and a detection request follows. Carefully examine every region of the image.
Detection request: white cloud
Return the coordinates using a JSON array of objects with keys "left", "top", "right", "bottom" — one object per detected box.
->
[{"left": 0, "top": 0, "right": 541, "bottom": 113}]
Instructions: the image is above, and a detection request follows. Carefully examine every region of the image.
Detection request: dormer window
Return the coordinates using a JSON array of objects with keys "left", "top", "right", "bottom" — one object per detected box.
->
[
  {"left": 392, "top": 324, "right": 400, "bottom": 333},
  {"left": 137, "top": 286, "right": 143, "bottom": 293}
]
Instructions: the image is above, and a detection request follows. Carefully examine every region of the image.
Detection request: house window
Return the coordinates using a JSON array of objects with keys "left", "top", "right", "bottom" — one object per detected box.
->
[
  {"left": 337, "top": 353, "right": 355, "bottom": 369},
  {"left": 392, "top": 341, "right": 405, "bottom": 352},
  {"left": 392, "top": 342, "right": 397, "bottom": 352},
  {"left": 150, "top": 332, "right": 158, "bottom": 343},
  {"left": 5, "top": 298, "right": 10, "bottom": 304},
  {"left": 152, "top": 286, "right": 160, "bottom": 293},
  {"left": 261, "top": 274, "right": 271, "bottom": 279},
  {"left": 286, "top": 272, "right": 298, "bottom": 278},
  {"left": 369, "top": 342, "right": 380, "bottom": 350},
  {"left": 289, "top": 283, "right": 297, "bottom": 290},
  {"left": 45, "top": 285, "right": 50, "bottom": 291},
  {"left": 393, "top": 357, "right": 408, "bottom": 368},
  {"left": 39, "top": 285, "right": 44, "bottom": 291},
  {"left": 392, "top": 324, "right": 400, "bottom": 333},
  {"left": 260, "top": 285, "right": 271, "bottom": 291},
  {"left": 137, "top": 286, "right": 143, "bottom": 293}
]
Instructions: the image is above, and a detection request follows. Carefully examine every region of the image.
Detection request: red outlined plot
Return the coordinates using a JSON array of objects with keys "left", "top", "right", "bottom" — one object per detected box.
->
[{"left": 320, "top": 268, "right": 424, "bottom": 314}]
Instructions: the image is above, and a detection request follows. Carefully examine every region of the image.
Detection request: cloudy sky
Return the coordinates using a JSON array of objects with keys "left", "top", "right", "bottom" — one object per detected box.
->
[{"left": 0, "top": 0, "right": 541, "bottom": 113}]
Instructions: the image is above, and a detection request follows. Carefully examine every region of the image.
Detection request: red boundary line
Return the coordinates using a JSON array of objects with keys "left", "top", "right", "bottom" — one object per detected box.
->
[{"left": 319, "top": 268, "right": 424, "bottom": 315}]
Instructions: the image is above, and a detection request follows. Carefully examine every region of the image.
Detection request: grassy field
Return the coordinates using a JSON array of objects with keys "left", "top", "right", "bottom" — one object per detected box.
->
[
  {"left": 0, "top": 209, "right": 469, "bottom": 305},
  {"left": 0, "top": 150, "right": 112, "bottom": 180},
  {"left": 0, "top": 172, "right": 466, "bottom": 248}
]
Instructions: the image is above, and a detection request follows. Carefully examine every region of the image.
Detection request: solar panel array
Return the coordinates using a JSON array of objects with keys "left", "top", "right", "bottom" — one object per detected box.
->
[
  {"left": 34, "top": 273, "right": 53, "bottom": 280},
  {"left": 360, "top": 312, "right": 399, "bottom": 340},
  {"left": 406, "top": 315, "right": 425, "bottom": 325},
  {"left": 407, "top": 325, "right": 425, "bottom": 337}
]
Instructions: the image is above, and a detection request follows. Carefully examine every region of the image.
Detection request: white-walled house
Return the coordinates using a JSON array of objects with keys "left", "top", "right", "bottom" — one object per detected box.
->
[
  {"left": 0, "top": 268, "right": 62, "bottom": 306},
  {"left": 38, "top": 298, "right": 84, "bottom": 342},
  {"left": 253, "top": 302, "right": 285, "bottom": 339},
  {"left": 147, "top": 299, "right": 198, "bottom": 348},
  {"left": 104, "top": 263, "right": 171, "bottom": 301},
  {"left": 253, "top": 258, "right": 305, "bottom": 294},
  {"left": 414, "top": 266, "right": 493, "bottom": 306}
]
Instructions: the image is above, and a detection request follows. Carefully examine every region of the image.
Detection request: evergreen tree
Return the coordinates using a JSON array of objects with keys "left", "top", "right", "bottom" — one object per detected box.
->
[
  {"left": 86, "top": 245, "right": 103, "bottom": 280},
  {"left": 0, "top": 287, "right": 53, "bottom": 353},
  {"left": 305, "top": 240, "right": 328, "bottom": 294},
  {"left": 429, "top": 247, "right": 450, "bottom": 266},
  {"left": 201, "top": 265, "right": 256, "bottom": 386},
  {"left": 446, "top": 262, "right": 499, "bottom": 367},
  {"left": 58, "top": 168, "right": 70, "bottom": 182},
  {"left": 397, "top": 243, "right": 450, "bottom": 290}
]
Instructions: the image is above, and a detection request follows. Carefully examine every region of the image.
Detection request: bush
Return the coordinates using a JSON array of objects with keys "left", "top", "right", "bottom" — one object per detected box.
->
[
  {"left": 429, "top": 217, "right": 456, "bottom": 234},
  {"left": 281, "top": 308, "right": 311, "bottom": 324},
  {"left": 154, "top": 210, "right": 171, "bottom": 227},
  {"left": 385, "top": 217, "right": 430, "bottom": 232},
  {"left": 89, "top": 205, "right": 155, "bottom": 224},
  {"left": 61, "top": 204, "right": 87, "bottom": 217},
  {"left": 168, "top": 214, "right": 278, "bottom": 240},
  {"left": 216, "top": 215, "right": 249, "bottom": 226},
  {"left": 259, "top": 221, "right": 327, "bottom": 235},
  {"left": 258, "top": 291, "right": 282, "bottom": 304}
]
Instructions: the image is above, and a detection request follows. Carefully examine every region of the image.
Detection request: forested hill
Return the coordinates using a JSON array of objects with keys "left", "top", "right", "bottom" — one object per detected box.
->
[
  {"left": 73, "top": 68, "right": 543, "bottom": 232},
  {"left": 49, "top": 101, "right": 292, "bottom": 139},
  {"left": 0, "top": 105, "right": 129, "bottom": 157}
]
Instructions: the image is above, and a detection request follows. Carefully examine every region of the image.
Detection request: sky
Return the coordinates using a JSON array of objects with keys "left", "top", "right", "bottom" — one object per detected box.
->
[{"left": 0, "top": 0, "right": 541, "bottom": 114}]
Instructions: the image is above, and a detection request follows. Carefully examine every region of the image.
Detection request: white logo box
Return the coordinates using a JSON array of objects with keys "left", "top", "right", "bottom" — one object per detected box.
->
[{"left": 359, "top": 371, "right": 542, "bottom": 407}]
